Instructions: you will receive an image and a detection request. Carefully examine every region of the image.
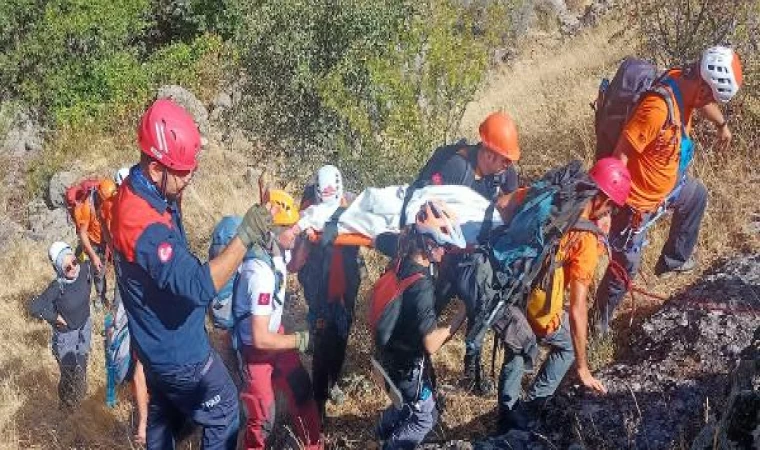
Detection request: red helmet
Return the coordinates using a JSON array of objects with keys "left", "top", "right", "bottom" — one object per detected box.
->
[
  {"left": 589, "top": 157, "right": 631, "bottom": 206},
  {"left": 138, "top": 99, "right": 201, "bottom": 171}
]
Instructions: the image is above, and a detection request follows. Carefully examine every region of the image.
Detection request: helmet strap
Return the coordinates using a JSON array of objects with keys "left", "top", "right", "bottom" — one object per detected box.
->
[
  {"left": 159, "top": 167, "right": 168, "bottom": 198},
  {"left": 415, "top": 232, "right": 439, "bottom": 275}
]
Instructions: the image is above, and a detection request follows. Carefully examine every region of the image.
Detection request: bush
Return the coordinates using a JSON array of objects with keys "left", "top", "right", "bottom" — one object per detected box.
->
[
  {"left": 632, "top": 0, "right": 759, "bottom": 151},
  {"left": 237, "top": 0, "right": 510, "bottom": 187},
  {"left": 0, "top": 0, "right": 234, "bottom": 129}
]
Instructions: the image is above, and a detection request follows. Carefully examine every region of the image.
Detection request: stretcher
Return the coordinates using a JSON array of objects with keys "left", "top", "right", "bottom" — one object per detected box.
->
[{"left": 299, "top": 184, "right": 503, "bottom": 247}]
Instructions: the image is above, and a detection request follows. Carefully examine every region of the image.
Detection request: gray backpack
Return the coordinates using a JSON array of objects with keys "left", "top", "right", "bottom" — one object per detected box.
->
[{"left": 593, "top": 58, "right": 676, "bottom": 160}]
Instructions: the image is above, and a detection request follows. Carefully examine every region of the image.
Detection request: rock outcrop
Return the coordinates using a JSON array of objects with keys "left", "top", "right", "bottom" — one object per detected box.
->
[{"left": 419, "top": 255, "right": 760, "bottom": 449}]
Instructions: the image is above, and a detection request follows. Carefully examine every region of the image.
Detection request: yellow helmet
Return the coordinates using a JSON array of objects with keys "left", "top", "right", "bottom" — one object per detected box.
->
[{"left": 268, "top": 189, "right": 299, "bottom": 226}]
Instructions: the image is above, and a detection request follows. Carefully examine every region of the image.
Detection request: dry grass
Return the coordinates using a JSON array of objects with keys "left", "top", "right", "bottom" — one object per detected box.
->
[{"left": 1, "top": 16, "right": 759, "bottom": 450}]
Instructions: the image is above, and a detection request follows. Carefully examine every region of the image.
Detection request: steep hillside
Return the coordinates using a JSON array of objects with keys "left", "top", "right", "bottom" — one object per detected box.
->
[{"left": 0, "top": 9, "right": 758, "bottom": 450}]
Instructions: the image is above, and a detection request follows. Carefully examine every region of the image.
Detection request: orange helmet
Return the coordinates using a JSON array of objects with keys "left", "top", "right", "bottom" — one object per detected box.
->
[
  {"left": 98, "top": 179, "right": 118, "bottom": 200},
  {"left": 268, "top": 189, "right": 299, "bottom": 226},
  {"left": 414, "top": 201, "right": 466, "bottom": 249},
  {"left": 479, "top": 112, "right": 520, "bottom": 161}
]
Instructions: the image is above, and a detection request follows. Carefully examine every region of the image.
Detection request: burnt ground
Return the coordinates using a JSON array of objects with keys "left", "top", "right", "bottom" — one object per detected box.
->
[{"left": 417, "top": 255, "right": 760, "bottom": 450}]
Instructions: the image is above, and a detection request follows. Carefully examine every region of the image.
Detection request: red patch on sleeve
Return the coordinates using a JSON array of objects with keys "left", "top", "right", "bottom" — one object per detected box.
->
[
  {"left": 431, "top": 173, "right": 443, "bottom": 185},
  {"left": 258, "top": 293, "right": 271, "bottom": 306},
  {"left": 157, "top": 242, "right": 173, "bottom": 263}
]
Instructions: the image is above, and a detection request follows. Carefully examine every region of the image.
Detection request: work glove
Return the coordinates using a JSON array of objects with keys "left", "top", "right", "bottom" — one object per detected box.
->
[
  {"left": 294, "top": 330, "right": 313, "bottom": 355},
  {"left": 236, "top": 204, "right": 273, "bottom": 249}
]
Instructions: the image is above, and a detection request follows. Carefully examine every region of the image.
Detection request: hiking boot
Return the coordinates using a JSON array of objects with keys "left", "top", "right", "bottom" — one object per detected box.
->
[
  {"left": 654, "top": 256, "right": 696, "bottom": 278},
  {"left": 329, "top": 384, "right": 346, "bottom": 406},
  {"left": 462, "top": 354, "right": 495, "bottom": 396},
  {"left": 497, "top": 401, "right": 532, "bottom": 433}
]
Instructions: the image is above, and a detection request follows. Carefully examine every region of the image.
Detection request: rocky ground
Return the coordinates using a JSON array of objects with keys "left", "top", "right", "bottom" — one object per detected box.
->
[{"left": 416, "top": 255, "right": 760, "bottom": 450}]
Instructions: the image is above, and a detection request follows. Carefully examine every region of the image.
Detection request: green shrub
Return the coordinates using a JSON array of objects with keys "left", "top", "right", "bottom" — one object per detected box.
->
[
  {"left": 0, "top": 0, "right": 235, "bottom": 129},
  {"left": 237, "top": 0, "right": 510, "bottom": 187}
]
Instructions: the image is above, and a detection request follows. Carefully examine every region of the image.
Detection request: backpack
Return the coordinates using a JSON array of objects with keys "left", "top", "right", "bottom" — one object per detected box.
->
[
  {"left": 65, "top": 179, "right": 100, "bottom": 213},
  {"left": 467, "top": 160, "right": 599, "bottom": 346},
  {"left": 208, "top": 216, "right": 241, "bottom": 330},
  {"left": 298, "top": 188, "right": 362, "bottom": 337},
  {"left": 367, "top": 260, "right": 425, "bottom": 349},
  {"left": 105, "top": 287, "right": 133, "bottom": 399},
  {"left": 594, "top": 58, "right": 683, "bottom": 161},
  {"left": 524, "top": 218, "right": 601, "bottom": 336},
  {"left": 399, "top": 139, "right": 471, "bottom": 227},
  {"left": 208, "top": 216, "right": 281, "bottom": 332}
]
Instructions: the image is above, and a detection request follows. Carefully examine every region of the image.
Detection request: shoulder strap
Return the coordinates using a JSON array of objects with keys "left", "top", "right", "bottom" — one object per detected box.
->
[
  {"left": 320, "top": 206, "right": 346, "bottom": 248},
  {"left": 570, "top": 218, "right": 603, "bottom": 235},
  {"left": 659, "top": 77, "right": 687, "bottom": 135},
  {"left": 647, "top": 85, "right": 677, "bottom": 127}
]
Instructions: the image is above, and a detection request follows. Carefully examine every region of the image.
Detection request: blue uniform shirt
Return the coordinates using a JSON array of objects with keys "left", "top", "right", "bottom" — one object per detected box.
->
[{"left": 111, "top": 166, "right": 217, "bottom": 367}]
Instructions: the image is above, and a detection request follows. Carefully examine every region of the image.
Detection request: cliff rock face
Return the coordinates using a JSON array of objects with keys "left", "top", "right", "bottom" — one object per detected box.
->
[{"left": 422, "top": 255, "right": 760, "bottom": 449}]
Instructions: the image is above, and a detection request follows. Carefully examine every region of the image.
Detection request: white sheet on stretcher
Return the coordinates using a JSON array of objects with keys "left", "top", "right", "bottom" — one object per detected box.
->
[{"left": 297, "top": 184, "right": 503, "bottom": 245}]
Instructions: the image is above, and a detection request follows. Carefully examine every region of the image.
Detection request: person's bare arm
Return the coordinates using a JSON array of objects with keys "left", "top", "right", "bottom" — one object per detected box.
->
[
  {"left": 612, "top": 135, "right": 633, "bottom": 166},
  {"left": 79, "top": 227, "right": 102, "bottom": 272},
  {"left": 700, "top": 103, "right": 732, "bottom": 148},
  {"left": 568, "top": 279, "right": 607, "bottom": 394},
  {"left": 250, "top": 314, "right": 298, "bottom": 351},
  {"left": 423, "top": 302, "right": 467, "bottom": 355}
]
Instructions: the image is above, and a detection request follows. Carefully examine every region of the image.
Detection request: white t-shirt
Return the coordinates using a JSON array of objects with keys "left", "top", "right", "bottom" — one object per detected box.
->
[{"left": 233, "top": 251, "right": 289, "bottom": 347}]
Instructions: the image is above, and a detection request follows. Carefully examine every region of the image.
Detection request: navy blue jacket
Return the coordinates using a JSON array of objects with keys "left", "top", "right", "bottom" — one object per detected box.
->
[{"left": 111, "top": 166, "right": 217, "bottom": 367}]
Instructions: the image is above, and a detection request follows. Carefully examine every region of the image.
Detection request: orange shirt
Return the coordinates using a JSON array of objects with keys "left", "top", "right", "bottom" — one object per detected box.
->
[
  {"left": 100, "top": 197, "right": 115, "bottom": 233},
  {"left": 622, "top": 72, "right": 694, "bottom": 211},
  {"left": 560, "top": 228, "right": 604, "bottom": 288},
  {"left": 73, "top": 199, "right": 103, "bottom": 245}
]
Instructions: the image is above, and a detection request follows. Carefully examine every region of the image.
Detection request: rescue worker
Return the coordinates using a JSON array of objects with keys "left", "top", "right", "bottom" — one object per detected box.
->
[
  {"left": 290, "top": 165, "right": 363, "bottom": 424},
  {"left": 406, "top": 111, "right": 522, "bottom": 395},
  {"left": 73, "top": 178, "right": 110, "bottom": 309},
  {"left": 233, "top": 189, "right": 323, "bottom": 450},
  {"left": 111, "top": 98, "right": 274, "bottom": 449},
  {"left": 595, "top": 46, "right": 743, "bottom": 333},
  {"left": 29, "top": 242, "right": 93, "bottom": 409},
  {"left": 497, "top": 158, "right": 631, "bottom": 432},
  {"left": 95, "top": 175, "right": 150, "bottom": 445},
  {"left": 374, "top": 201, "right": 468, "bottom": 449}
]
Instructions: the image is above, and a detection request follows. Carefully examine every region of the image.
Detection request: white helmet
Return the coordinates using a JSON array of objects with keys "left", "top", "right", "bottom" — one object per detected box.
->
[
  {"left": 700, "top": 46, "right": 743, "bottom": 103},
  {"left": 316, "top": 165, "right": 343, "bottom": 204},
  {"left": 114, "top": 166, "right": 130, "bottom": 186},
  {"left": 414, "top": 201, "right": 466, "bottom": 249},
  {"left": 48, "top": 241, "right": 71, "bottom": 265}
]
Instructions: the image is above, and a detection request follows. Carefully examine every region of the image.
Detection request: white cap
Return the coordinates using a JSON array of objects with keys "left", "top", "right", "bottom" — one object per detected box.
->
[
  {"left": 48, "top": 241, "right": 71, "bottom": 265},
  {"left": 316, "top": 165, "right": 343, "bottom": 204}
]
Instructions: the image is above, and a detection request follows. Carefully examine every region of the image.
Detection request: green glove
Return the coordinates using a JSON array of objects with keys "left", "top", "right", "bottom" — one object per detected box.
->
[
  {"left": 237, "top": 204, "right": 273, "bottom": 248},
  {"left": 294, "top": 331, "right": 312, "bottom": 354}
]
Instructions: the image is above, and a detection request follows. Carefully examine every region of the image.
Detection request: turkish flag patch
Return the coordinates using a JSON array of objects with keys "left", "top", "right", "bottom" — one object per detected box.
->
[
  {"left": 157, "top": 242, "right": 173, "bottom": 263},
  {"left": 431, "top": 173, "right": 443, "bottom": 185},
  {"left": 258, "top": 293, "right": 271, "bottom": 306}
]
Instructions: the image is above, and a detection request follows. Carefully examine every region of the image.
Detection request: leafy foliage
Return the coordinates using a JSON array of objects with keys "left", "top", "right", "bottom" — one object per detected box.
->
[
  {"left": 237, "top": 0, "right": 509, "bottom": 186},
  {"left": 0, "top": 0, "right": 230, "bottom": 127}
]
